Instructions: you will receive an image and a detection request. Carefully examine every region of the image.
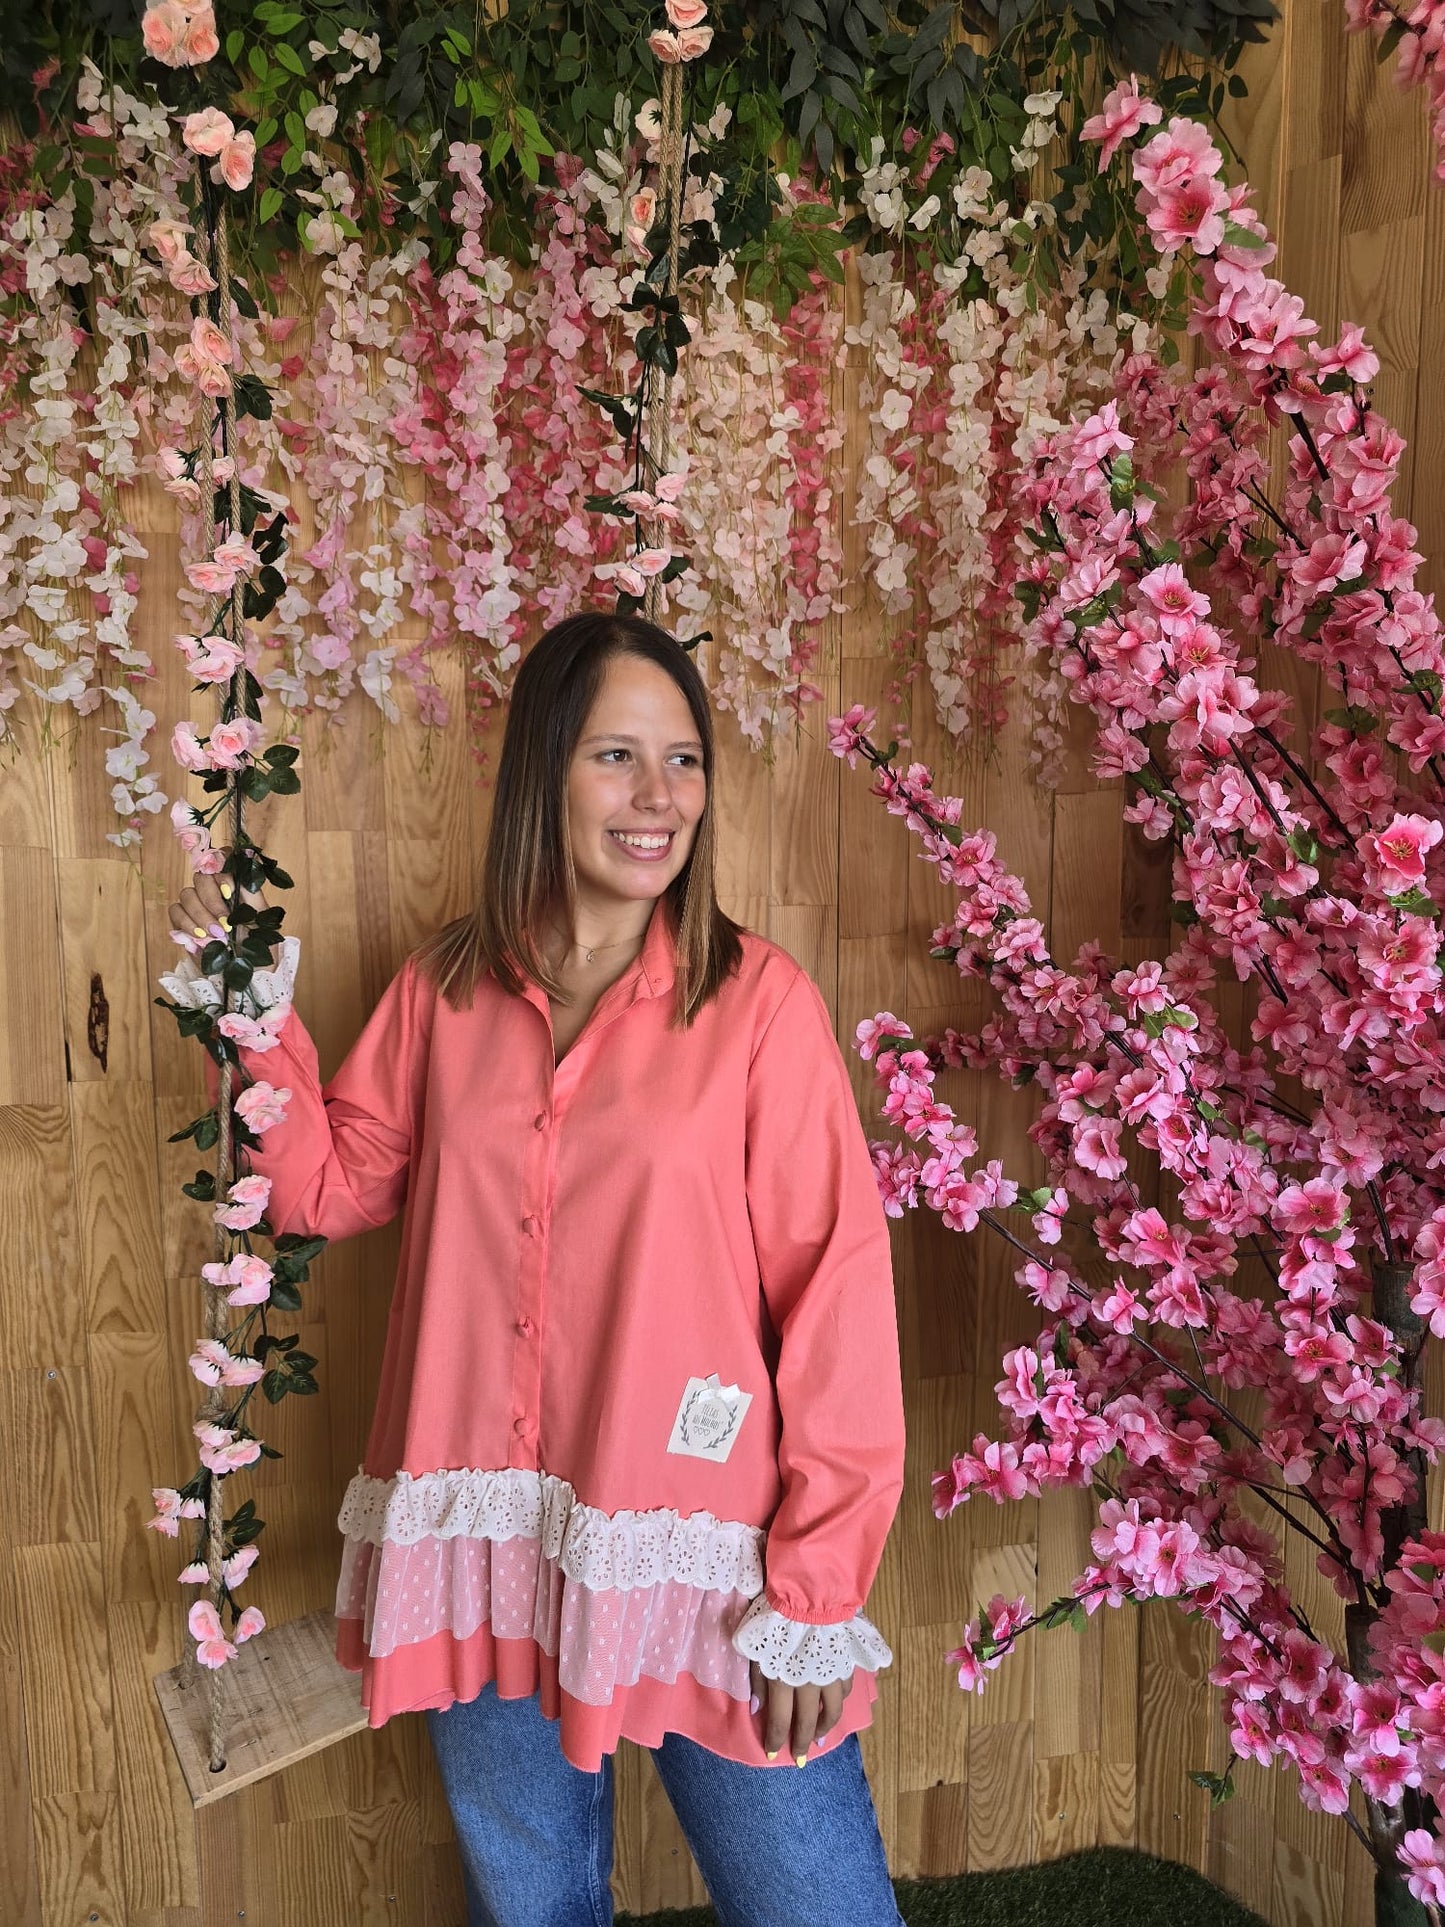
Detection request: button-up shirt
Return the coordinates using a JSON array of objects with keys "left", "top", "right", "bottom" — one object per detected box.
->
[{"left": 222, "top": 902, "right": 905, "bottom": 1766}]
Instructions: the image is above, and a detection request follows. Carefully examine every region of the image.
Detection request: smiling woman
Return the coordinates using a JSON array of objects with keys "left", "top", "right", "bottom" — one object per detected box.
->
[{"left": 163, "top": 610, "right": 908, "bottom": 1927}]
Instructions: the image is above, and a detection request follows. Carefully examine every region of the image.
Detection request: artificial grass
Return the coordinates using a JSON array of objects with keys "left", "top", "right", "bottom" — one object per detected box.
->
[{"left": 617, "top": 1845, "right": 1270, "bottom": 1926}]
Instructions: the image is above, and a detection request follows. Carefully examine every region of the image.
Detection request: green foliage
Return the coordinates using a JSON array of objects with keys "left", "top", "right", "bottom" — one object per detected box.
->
[{"left": 8, "top": 0, "right": 1273, "bottom": 291}]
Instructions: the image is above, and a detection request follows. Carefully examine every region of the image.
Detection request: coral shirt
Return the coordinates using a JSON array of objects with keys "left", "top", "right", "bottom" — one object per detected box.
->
[{"left": 236, "top": 902, "right": 905, "bottom": 1769}]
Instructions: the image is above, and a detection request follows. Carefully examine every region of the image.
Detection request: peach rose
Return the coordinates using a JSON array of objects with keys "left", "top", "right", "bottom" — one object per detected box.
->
[
  {"left": 191, "top": 315, "right": 232, "bottom": 365},
  {"left": 141, "top": 0, "right": 186, "bottom": 65},
  {"left": 665, "top": 0, "right": 708, "bottom": 25},
  {"left": 171, "top": 720, "right": 211, "bottom": 772},
  {"left": 677, "top": 23, "right": 713, "bottom": 56},
  {"left": 169, "top": 254, "right": 217, "bottom": 296},
  {"left": 647, "top": 27, "right": 682, "bottom": 61},
  {"left": 211, "top": 537, "right": 261, "bottom": 578},
  {"left": 182, "top": 106, "right": 233, "bottom": 156},
  {"left": 180, "top": 7, "right": 219, "bottom": 64},
  {"left": 207, "top": 717, "right": 263, "bottom": 769},
  {"left": 626, "top": 186, "right": 658, "bottom": 254},
  {"left": 146, "top": 217, "right": 190, "bottom": 265},
  {"left": 214, "top": 130, "right": 256, "bottom": 192}
]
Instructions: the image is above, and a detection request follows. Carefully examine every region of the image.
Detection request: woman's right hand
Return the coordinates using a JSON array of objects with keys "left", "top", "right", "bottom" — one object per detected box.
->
[{"left": 166, "top": 866, "right": 280, "bottom": 970}]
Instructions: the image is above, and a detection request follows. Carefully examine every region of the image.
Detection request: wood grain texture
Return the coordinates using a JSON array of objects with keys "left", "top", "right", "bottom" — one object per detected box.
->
[{"left": 4, "top": 10, "right": 1435, "bottom": 1918}]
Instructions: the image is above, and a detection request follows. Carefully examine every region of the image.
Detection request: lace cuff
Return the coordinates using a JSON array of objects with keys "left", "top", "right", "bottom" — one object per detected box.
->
[
  {"left": 730, "top": 1595, "right": 893, "bottom": 1686},
  {"left": 158, "top": 933, "right": 300, "bottom": 1014}
]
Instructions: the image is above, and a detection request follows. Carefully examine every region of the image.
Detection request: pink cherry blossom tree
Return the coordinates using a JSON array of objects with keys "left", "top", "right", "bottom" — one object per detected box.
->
[{"left": 830, "top": 83, "right": 1445, "bottom": 1925}]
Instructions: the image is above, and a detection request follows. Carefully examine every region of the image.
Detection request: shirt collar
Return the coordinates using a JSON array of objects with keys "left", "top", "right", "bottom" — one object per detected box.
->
[{"left": 509, "top": 897, "right": 677, "bottom": 1012}]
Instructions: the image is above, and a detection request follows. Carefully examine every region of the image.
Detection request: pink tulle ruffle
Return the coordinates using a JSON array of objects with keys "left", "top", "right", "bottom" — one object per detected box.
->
[{"left": 336, "top": 1532, "right": 756, "bottom": 1707}]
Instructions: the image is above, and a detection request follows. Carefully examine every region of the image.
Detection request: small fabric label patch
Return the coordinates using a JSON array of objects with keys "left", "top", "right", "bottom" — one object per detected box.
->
[{"left": 665, "top": 1374, "right": 752, "bottom": 1464}]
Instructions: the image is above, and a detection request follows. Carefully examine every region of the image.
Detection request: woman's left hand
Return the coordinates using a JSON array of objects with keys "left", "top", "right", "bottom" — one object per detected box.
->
[{"left": 750, "top": 1662, "right": 854, "bottom": 1765}]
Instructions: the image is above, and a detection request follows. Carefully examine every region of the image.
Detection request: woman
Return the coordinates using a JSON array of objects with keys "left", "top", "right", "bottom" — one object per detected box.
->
[{"left": 164, "top": 613, "right": 907, "bottom": 1927}]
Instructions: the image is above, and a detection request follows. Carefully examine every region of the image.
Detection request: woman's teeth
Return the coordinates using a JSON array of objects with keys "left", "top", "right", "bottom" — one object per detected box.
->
[{"left": 610, "top": 830, "right": 672, "bottom": 854}]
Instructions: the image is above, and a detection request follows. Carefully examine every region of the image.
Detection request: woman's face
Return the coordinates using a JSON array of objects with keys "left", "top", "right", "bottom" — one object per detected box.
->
[{"left": 565, "top": 653, "right": 708, "bottom": 917}]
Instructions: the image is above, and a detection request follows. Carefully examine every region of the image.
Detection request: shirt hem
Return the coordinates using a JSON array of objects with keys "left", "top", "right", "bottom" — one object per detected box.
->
[{"left": 334, "top": 1611, "right": 880, "bottom": 1771}]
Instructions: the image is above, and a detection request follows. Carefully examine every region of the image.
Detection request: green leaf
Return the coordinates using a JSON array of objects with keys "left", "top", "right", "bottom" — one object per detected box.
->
[
  {"left": 272, "top": 40, "right": 307, "bottom": 75},
  {"left": 247, "top": 43, "right": 269, "bottom": 79},
  {"left": 259, "top": 186, "right": 284, "bottom": 224},
  {"left": 1188, "top": 1765, "right": 1236, "bottom": 1808}
]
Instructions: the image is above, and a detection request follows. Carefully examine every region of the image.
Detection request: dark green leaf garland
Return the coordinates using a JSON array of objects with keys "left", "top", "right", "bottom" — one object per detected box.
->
[
  {"left": 9, "top": 0, "right": 1271, "bottom": 318},
  {"left": 146, "top": 151, "right": 326, "bottom": 1759}
]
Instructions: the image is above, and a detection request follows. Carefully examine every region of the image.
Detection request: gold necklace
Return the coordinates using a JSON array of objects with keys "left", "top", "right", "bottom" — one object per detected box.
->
[{"left": 549, "top": 924, "right": 645, "bottom": 966}]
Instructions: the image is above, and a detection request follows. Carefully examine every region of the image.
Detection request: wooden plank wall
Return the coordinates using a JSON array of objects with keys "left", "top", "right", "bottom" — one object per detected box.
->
[{"left": 0, "top": 2, "right": 1433, "bottom": 1917}]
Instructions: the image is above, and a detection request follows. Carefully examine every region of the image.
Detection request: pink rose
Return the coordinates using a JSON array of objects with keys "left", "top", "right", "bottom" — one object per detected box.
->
[
  {"left": 179, "top": 633, "right": 245, "bottom": 685},
  {"left": 170, "top": 720, "right": 212, "bottom": 772},
  {"left": 213, "top": 1173, "right": 272, "bottom": 1231},
  {"left": 629, "top": 186, "right": 658, "bottom": 230},
  {"left": 191, "top": 316, "right": 232, "bottom": 364},
  {"left": 186, "top": 557, "right": 239, "bottom": 594},
  {"left": 215, "top": 131, "right": 256, "bottom": 192},
  {"left": 211, "top": 536, "right": 261, "bottom": 578},
  {"left": 216, "top": 1005, "right": 291, "bottom": 1054},
  {"left": 141, "top": 0, "right": 187, "bottom": 65},
  {"left": 225, "top": 1545, "right": 260, "bottom": 1588},
  {"left": 188, "top": 1600, "right": 236, "bottom": 1667},
  {"left": 179, "top": 3, "right": 219, "bottom": 65},
  {"left": 169, "top": 254, "right": 217, "bottom": 297},
  {"left": 665, "top": 0, "right": 708, "bottom": 21},
  {"left": 146, "top": 218, "right": 191, "bottom": 265},
  {"left": 200, "top": 1252, "right": 274, "bottom": 1306},
  {"left": 182, "top": 106, "right": 234, "bottom": 157},
  {"left": 207, "top": 717, "right": 263, "bottom": 769},
  {"left": 676, "top": 24, "right": 712, "bottom": 57},
  {"left": 614, "top": 565, "right": 647, "bottom": 598},
  {"left": 188, "top": 1338, "right": 264, "bottom": 1387},
  {"left": 235, "top": 1080, "right": 292, "bottom": 1133},
  {"left": 648, "top": 27, "right": 682, "bottom": 61},
  {"left": 234, "top": 1605, "right": 266, "bottom": 1642}
]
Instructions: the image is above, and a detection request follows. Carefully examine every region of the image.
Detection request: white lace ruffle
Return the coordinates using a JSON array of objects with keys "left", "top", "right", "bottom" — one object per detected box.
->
[
  {"left": 731, "top": 1594, "right": 893, "bottom": 1687},
  {"left": 337, "top": 1465, "right": 767, "bottom": 1596},
  {"left": 158, "top": 933, "right": 300, "bottom": 1014}
]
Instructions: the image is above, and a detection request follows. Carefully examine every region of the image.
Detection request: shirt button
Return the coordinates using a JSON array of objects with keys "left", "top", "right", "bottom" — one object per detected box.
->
[
  {"left": 513, "top": 1416, "right": 528, "bottom": 1437},
  {"left": 534, "top": 1112, "right": 547, "bottom": 1131},
  {"left": 517, "top": 1316, "right": 535, "bottom": 1337},
  {"left": 522, "top": 1214, "right": 537, "bottom": 1235}
]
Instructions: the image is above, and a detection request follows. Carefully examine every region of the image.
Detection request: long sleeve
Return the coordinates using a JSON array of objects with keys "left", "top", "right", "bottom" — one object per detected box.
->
[
  {"left": 740, "top": 967, "right": 905, "bottom": 1651},
  {"left": 167, "top": 941, "right": 430, "bottom": 1243}
]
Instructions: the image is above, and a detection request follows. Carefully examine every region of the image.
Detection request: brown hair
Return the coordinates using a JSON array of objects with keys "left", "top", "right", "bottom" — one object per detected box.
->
[{"left": 414, "top": 612, "right": 744, "bottom": 1024}]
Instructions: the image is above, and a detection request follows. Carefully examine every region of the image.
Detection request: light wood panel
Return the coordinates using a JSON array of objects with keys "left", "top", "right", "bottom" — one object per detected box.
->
[{"left": 0, "top": 4, "right": 1432, "bottom": 1917}]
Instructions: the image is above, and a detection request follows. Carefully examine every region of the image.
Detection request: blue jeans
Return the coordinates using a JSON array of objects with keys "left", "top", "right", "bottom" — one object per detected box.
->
[{"left": 425, "top": 1684, "right": 904, "bottom": 1927}]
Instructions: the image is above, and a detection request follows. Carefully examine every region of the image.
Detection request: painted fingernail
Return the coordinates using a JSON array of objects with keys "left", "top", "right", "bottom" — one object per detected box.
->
[
  {"left": 765, "top": 1749, "right": 779, "bottom": 1762},
  {"left": 794, "top": 1754, "right": 807, "bottom": 1769},
  {"left": 191, "top": 924, "right": 207, "bottom": 940},
  {"left": 207, "top": 921, "right": 227, "bottom": 940},
  {"left": 218, "top": 879, "right": 233, "bottom": 898},
  {"left": 749, "top": 1694, "right": 760, "bottom": 1716}
]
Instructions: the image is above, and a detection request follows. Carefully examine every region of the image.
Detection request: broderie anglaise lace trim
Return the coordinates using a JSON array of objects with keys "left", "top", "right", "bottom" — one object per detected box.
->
[
  {"left": 731, "top": 1596, "right": 893, "bottom": 1686},
  {"left": 159, "top": 932, "right": 300, "bottom": 1013},
  {"left": 337, "top": 1464, "right": 768, "bottom": 1596}
]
